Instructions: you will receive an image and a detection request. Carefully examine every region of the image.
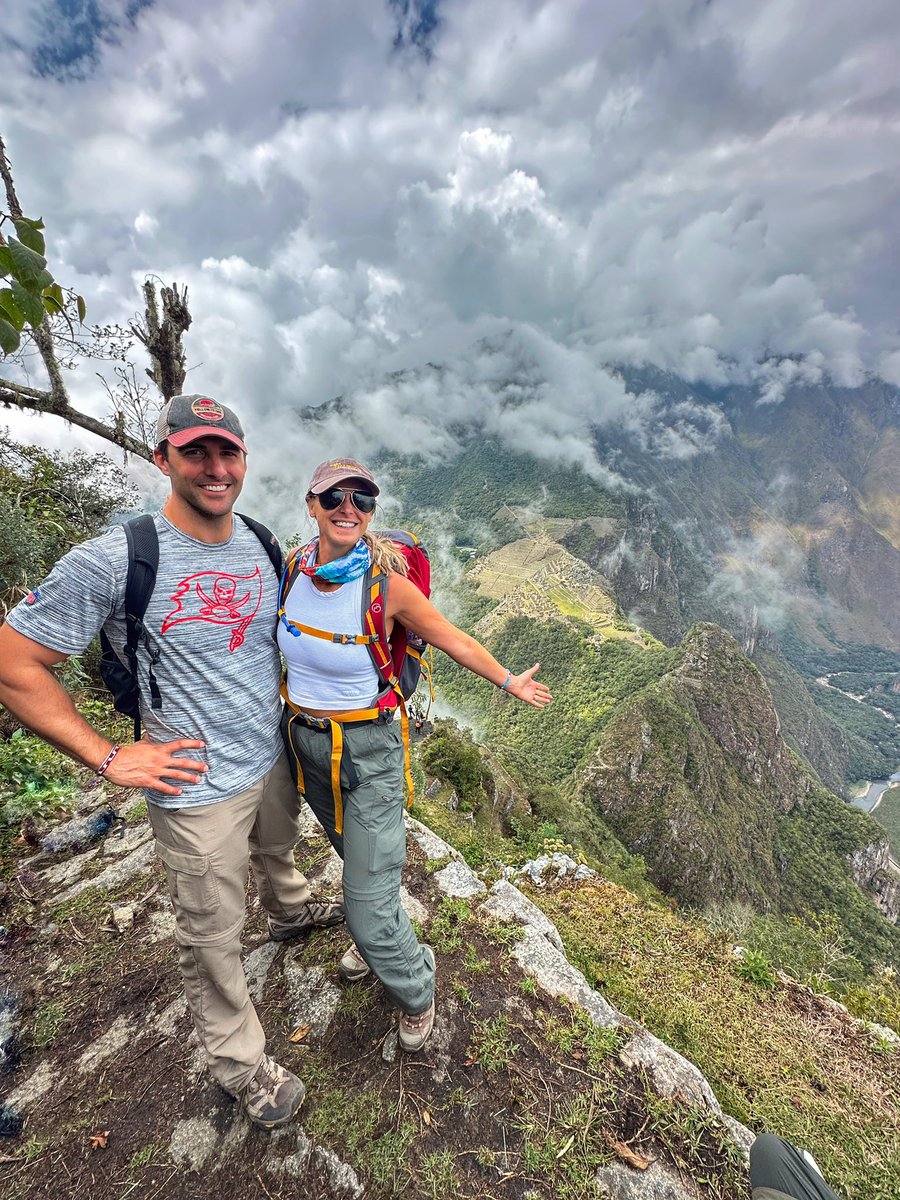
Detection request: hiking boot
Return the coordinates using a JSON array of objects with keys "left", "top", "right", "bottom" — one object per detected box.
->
[
  {"left": 398, "top": 945, "right": 436, "bottom": 1053},
  {"left": 338, "top": 942, "right": 371, "bottom": 983},
  {"left": 242, "top": 1055, "right": 305, "bottom": 1130},
  {"left": 268, "top": 897, "right": 345, "bottom": 942}
]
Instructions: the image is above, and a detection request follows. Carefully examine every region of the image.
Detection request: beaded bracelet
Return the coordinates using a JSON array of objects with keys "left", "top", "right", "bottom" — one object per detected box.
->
[
  {"left": 499, "top": 671, "right": 511, "bottom": 690},
  {"left": 96, "top": 744, "right": 121, "bottom": 777}
]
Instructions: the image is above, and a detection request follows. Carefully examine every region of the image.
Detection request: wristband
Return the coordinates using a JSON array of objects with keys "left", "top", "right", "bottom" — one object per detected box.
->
[
  {"left": 96, "top": 744, "right": 121, "bottom": 777},
  {"left": 499, "top": 671, "right": 511, "bottom": 691}
]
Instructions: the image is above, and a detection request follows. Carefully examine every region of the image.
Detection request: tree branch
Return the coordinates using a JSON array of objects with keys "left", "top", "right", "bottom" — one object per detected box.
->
[{"left": 0, "top": 378, "right": 152, "bottom": 461}]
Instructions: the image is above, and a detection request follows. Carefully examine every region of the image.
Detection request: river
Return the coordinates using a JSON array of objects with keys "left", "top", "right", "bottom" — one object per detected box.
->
[{"left": 851, "top": 771, "right": 900, "bottom": 813}]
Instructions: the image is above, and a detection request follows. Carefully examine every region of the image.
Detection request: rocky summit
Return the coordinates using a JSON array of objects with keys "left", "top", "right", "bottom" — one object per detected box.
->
[{"left": 1, "top": 770, "right": 897, "bottom": 1199}]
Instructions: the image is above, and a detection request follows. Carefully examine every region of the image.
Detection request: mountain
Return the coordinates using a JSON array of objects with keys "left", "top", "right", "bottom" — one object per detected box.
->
[
  {"left": 376, "top": 370, "right": 900, "bottom": 791},
  {"left": 578, "top": 623, "right": 899, "bottom": 963}
]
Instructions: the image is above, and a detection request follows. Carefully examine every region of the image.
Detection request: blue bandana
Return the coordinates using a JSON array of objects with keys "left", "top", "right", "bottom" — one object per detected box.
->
[{"left": 299, "top": 538, "right": 371, "bottom": 584}]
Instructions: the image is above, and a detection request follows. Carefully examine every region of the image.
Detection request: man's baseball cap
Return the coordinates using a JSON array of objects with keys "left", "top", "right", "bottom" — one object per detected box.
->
[
  {"left": 307, "top": 457, "right": 380, "bottom": 496},
  {"left": 155, "top": 394, "right": 247, "bottom": 452}
]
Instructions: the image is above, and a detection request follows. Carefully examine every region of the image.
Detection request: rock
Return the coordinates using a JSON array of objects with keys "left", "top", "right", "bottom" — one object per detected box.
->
[
  {"left": 33, "top": 848, "right": 100, "bottom": 889},
  {"left": 77, "top": 1014, "right": 134, "bottom": 1074},
  {"left": 382, "top": 1030, "right": 399, "bottom": 1063},
  {"left": 111, "top": 904, "right": 135, "bottom": 933},
  {"left": 0, "top": 988, "right": 20, "bottom": 1069},
  {"left": 154, "top": 994, "right": 189, "bottom": 1038},
  {"left": 618, "top": 1029, "right": 720, "bottom": 1111},
  {"left": 596, "top": 1159, "right": 697, "bottom": 1198},
  {"left": 406, "top": 817, "right": 461, "bottom": 863},
  {"left": 483, "top": 880, "right": 623, "bottom": 1030},
  {"left": 313, "top": 1144, "right": 365, "bottom": 1198},
  {"left": 51, "top": 838, "right": 156, "bottom": 905},
  {"left": 447, "top": 790, "right": 459, "bottom": 811},
  {"left": 244, "top": 941, "right": 280, "bottom": 1003},
  {"left": 424, "top": 777, "right": 442, "bottom": 798},
  {"left": 3, "top": 1059, "right": 57, "bottom": 1117},
  {"left": 40, "top": 805, "right": 121, "bottom": 855},
  {"left": 399, "top": 885, "right": 429, "bottom": 924},
  {"left": 722, "top": 1114, "right": 755, "bottom": 1161},
  {"left": 169, "top": 1117, "right": 220, "bottom": 1171},
  {"left": 147, "top": 907, "right": 177, "bottom": 943},
  {"left": 282, "top": 955, "right": 341, "bottom": 1037},
  {"left": 482, "top": 880, "right": 564, "bottom": 951},
  {"left": 432, "top": 859, "right": 486, "bottom": 899}
]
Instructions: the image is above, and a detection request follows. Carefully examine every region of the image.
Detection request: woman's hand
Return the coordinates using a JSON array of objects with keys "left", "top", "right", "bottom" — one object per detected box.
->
[{"left": 505, "top": 663, "right": 553, "bottom": 708}]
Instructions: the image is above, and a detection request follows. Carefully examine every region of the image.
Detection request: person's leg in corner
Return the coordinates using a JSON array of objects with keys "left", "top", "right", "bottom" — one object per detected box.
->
[{"left": 750, "top": 1134, "right": 843, "bottom": 1200}]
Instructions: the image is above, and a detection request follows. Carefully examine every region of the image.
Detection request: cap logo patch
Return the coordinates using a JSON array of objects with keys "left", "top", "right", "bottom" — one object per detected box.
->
[
  {"left": 25, "top": 588, "right": 41, "bottom": 605},
  {"left": 329, "top": 461, "right": 359, "bottom": 471},
  {"left": 192, "top": 397, "right": 225, "bottom": 422}
]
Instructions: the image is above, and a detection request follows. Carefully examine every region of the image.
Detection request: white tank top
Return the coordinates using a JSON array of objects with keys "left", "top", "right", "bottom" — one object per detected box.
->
[{"left": 278, "top": 571, "right": 381, "bottom": 710}]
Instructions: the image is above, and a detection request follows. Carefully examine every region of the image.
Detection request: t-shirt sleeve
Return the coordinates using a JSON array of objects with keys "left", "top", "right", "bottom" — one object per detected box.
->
[{"left": 6, "top": 536, "right": 121, "bottom": 656}]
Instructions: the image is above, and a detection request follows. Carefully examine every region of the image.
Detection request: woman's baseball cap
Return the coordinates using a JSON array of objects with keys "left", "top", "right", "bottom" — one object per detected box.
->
[{"left": 307, "top": 457, "right": 379, "bottom": 496}]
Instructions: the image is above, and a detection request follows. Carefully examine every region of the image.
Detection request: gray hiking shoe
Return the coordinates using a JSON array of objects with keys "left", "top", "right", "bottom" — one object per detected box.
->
[
  {"left": 268, "top": 897, "right": 345, "bottom": 941},
  {"left": 338, "top": 942, "right": 371, "bottom": 983},
  {"left": 242, "top": 1055, "right": 305, "bottom": 1130},
  {"left": 398, "top": 945, "right": 436, "bottom": 1053}
]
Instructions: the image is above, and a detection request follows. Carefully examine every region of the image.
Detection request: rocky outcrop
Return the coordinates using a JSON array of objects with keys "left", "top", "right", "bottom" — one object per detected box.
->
[
  {"left": 848, "top": 841, "right": 900, "bottom": 924},
  {"left": 1, "top": 798, "right": 756, "bottom": 1200}
]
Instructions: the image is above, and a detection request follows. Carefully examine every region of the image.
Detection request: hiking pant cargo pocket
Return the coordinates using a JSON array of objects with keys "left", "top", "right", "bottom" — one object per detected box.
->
[{"left": 154, "top": 842, "right": 219, "bottom": 933}]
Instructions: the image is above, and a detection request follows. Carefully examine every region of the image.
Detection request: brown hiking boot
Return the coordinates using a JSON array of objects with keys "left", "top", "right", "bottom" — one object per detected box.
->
[
  {"left": 242, "top": 1055, "right": 305, "bottom": 1130},
  {"left": 268, "top": 897, "right": 345, "bottom": 941},
  {"left": 398, "top": 945, "right": 436, "bottom": 1053},
  {"left": 338, "top": 942, "right": 371, "bottom": 983}
]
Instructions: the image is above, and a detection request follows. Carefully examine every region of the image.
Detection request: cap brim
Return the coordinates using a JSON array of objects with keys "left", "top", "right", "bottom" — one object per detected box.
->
[
  {"left": 310, "top": 472, "right": 380, "bottom": 496},
  {"left": 165, "top": 427, "right": 247, "bottom": 452}
]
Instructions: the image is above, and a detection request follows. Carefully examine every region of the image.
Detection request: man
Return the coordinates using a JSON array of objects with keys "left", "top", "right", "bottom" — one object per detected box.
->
[{"left": 0, "top": 395, "right": 341, "bottom": 1130}]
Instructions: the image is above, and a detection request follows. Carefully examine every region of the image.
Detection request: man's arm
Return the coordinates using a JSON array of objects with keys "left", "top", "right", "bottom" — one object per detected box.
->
[{"left": 0, "top": 624, "right": 207, "bottom": 796}]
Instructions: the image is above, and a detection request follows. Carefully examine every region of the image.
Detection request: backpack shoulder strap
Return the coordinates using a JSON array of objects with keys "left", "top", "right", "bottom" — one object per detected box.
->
[
  {"left": 236, "top": 513, "right": 284, "bottom": 578},
  {"left": 123, "top": 514, "right": 159, "bottom": 624},
  {"left": 279, "top": 543, "right": 309, "bottom": 610},
  {"left": 119, "top": 515, "right": 161, "bottom": 738}
]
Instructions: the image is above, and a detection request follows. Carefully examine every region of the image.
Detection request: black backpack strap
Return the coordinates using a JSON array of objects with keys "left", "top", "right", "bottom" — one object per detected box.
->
[
  {"left": 122, "top": 515, "right": 161, "bottom": 739},
  {"left": 237, "top": 513, "right": 284, "bottom": 578}
]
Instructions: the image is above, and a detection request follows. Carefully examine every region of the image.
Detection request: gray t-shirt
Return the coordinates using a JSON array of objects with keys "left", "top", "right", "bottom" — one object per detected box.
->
[{"left": 7, "top": 512, "right": 283, "bottom": 808}]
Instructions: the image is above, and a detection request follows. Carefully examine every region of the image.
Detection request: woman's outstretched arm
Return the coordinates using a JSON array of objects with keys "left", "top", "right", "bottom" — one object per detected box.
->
[{"left": 386, "top": 574, "right": 552, "bottom": 708}]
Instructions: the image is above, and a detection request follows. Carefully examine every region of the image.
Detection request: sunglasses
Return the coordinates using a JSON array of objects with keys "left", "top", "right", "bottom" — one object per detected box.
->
[{"left": 318, "top": 487, "right": 377, "bottom": 514}]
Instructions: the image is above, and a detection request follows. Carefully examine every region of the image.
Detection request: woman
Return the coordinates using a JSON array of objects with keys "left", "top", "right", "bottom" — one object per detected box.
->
[{"left": 276, "top": 457, "right": 552, "bottom": 1053}]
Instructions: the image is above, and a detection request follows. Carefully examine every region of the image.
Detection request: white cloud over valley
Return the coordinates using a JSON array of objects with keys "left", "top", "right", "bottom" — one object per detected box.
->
[{"left": 1, "top": 0, "right": 898, "bottom": 522}]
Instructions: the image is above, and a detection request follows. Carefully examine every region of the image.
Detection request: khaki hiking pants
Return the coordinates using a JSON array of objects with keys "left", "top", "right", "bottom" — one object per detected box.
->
[
  {"left": 148, "top": 752, "right": 311, "bottom": 1096},
  {"left": 282, "top": 710, "right": 434, "bottom": 1016}
]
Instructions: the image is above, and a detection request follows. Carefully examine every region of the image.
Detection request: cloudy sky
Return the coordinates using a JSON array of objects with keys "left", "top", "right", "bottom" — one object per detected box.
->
[{"left": 1, "top": 0, "right": 898, "bottom": 520}]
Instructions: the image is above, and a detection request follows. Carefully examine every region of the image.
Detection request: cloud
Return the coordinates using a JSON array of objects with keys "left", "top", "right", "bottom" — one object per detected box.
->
[{"left": 0, "top": 0, "right": 897, "bottom": 509}]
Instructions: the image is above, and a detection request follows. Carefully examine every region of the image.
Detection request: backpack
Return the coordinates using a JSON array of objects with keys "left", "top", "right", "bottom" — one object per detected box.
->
[
  {"left": 278, "top": 530, "right": 432, "bottom": 712},
  {"left": 99, "top": 513, "right": 283, "bottom": 740}
]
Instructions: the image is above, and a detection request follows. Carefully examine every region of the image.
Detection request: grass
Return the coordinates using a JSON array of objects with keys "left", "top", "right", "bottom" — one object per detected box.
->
[
  {"left": 32, "top": 1000, "right": 66, "bottom": 1049},
  {"left": 537, "top": 879, "right": 900, "bottom": 1200},
  {"left": 467, "top": 1013, "right": 518, "bottom": 1071}
]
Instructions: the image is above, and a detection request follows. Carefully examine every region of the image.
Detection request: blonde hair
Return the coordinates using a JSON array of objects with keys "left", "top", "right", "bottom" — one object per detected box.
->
[{"left": 364, "top": 532, "right": 409, "bottom": 576}]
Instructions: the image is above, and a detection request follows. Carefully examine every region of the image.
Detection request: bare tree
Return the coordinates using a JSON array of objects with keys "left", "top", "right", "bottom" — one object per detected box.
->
[{"left": 0, "top": 134, "right": 192, "bottom": 460}]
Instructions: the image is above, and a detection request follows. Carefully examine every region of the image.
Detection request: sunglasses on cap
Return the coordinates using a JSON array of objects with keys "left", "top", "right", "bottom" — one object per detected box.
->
[{"left": 317, "top": 487, "right": 377, "bottom": 514}]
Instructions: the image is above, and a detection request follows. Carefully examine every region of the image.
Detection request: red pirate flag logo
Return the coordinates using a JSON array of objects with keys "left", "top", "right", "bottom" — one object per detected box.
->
[{"left": 161, "top": 568, "right": 264, "bottom": 651}]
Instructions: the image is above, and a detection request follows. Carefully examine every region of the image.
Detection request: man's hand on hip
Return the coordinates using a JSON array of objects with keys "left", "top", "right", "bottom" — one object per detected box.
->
[{"left": 104, "top": 737, "right": 208, "bottom": 795}]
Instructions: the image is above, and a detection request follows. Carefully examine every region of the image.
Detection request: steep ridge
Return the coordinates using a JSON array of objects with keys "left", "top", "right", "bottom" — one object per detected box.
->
[{"left": 578, "top": 624, "right": 900, "bottom": 961}]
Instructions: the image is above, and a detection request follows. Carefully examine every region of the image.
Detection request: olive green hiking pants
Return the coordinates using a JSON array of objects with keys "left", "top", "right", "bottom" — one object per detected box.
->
[{"left": 282, "top": 710, "right": 434, "bottom": 1016}]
